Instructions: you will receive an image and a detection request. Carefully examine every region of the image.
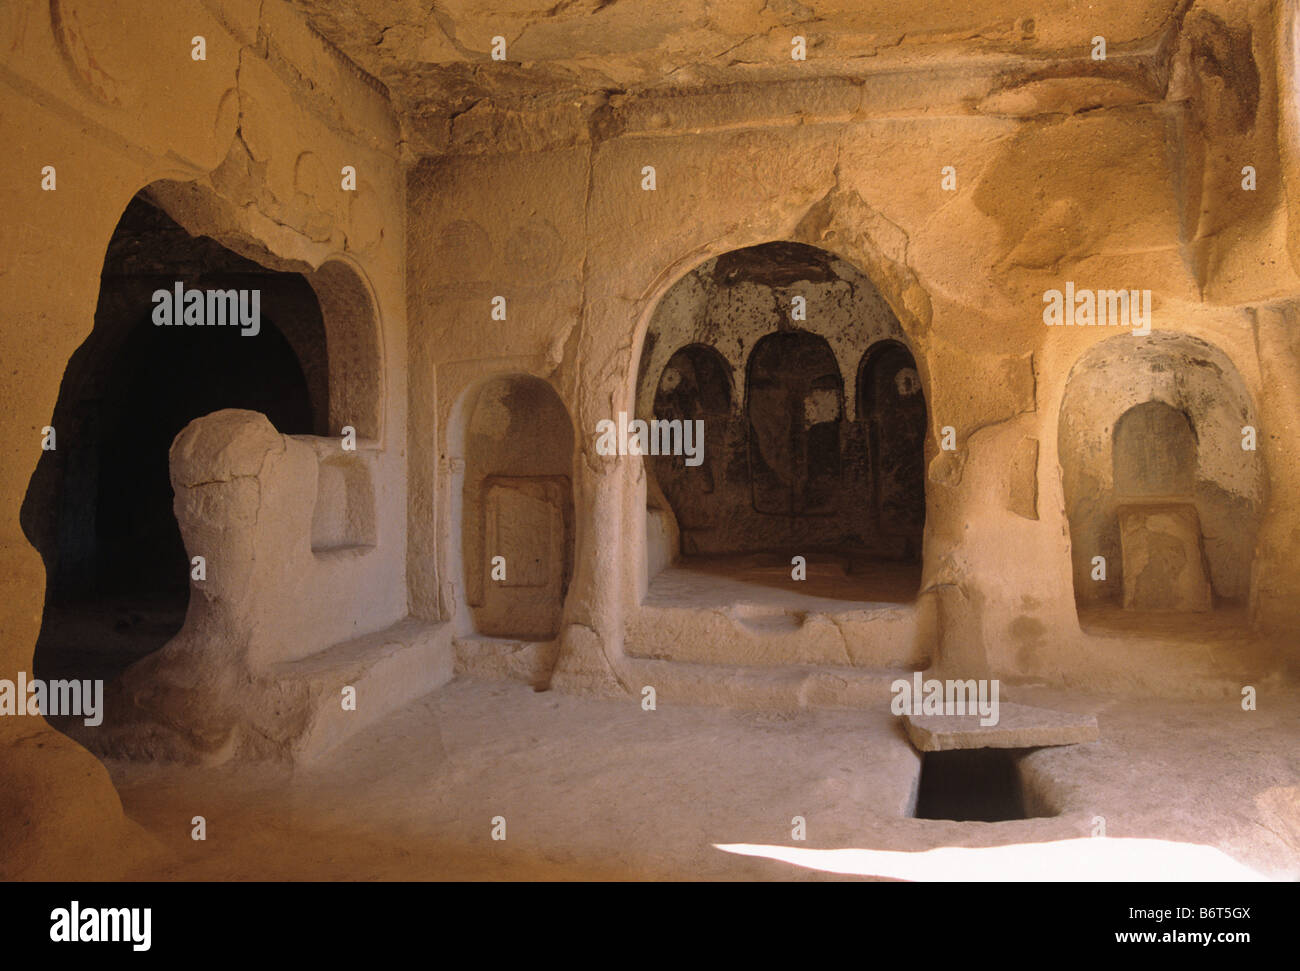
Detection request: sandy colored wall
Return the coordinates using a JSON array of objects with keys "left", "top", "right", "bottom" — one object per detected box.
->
[
  {"left": 0, "top": 0, "right": 406, "bottom": 876},
  {"left": 408, "top": 0, "right": 1300, "bottom": 696},
  {"left": 5, "top": 0, "right": 1300, "bottom": 879}
]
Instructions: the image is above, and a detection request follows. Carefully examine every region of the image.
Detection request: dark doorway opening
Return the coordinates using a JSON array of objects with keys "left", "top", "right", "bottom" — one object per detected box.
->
[
  {"left": 635, "top": 242, "right": 930, "bottom": 613},
  {"left": 21, "top": 192, "right": 326, "bottom": 685}
]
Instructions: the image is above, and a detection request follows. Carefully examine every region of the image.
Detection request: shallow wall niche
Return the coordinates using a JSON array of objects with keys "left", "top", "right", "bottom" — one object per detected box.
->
[
  {"left": 635, "top": 241, "right": 925, "bottom": 571},
  {"left": 747, "top": 330, "right": 844, "bottom": 517},
  {"left": 649, "top": 344, "right": 733, "bottom": 532},
  {"left": 1113, "top": 401, "right": 1198, "bottom": 497},
  {"left": 19, "top": 191, "right": 329, "bottom": 684},
  {"left": 309, "top": 452, "right": 377, "bottom": 552},
  {"left": 461, "top": 375, "right": 575, "bottom": 640},
  {"left": 1058, "top": 332, "right": 1263, "bottom": 613}
]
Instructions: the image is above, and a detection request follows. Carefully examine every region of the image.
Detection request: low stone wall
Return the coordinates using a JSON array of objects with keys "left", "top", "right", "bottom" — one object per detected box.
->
[{"left": 72, "top": 409, "right": 429, "bottom": 763}]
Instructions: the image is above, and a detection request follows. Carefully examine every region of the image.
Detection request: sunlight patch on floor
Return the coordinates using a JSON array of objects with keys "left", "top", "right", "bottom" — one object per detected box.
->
[{"left": 714, "top": 837, "right": 1268, "bottom": 881}]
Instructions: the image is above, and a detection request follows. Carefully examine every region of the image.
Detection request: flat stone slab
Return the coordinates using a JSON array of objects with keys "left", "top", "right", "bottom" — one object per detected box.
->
[
  {"left": 1117, "top": 500, "right": 1212, "bottom": 612},
  {"left": 903, "top": 702, "right": 1099, "bottom": 752}
]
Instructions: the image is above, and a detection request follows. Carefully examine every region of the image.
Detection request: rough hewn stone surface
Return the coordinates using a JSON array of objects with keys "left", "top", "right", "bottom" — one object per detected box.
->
[
  {"left": 1, "top": 0, "right": 407, "bottom": 874},
  {"left": 3, "top": 0, "right": 1300, "bottom": 881},
  {"left": 1117, "top": 502, "right": 1214, "bottom": 612}
]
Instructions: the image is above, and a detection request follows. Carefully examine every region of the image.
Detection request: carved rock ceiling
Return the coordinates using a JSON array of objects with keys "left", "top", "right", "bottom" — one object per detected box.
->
[{"left": 289, "top": 0, "right": 1184, "bottom": 154}]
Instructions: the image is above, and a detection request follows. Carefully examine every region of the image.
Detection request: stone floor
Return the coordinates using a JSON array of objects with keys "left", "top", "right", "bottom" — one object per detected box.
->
[
  {"left": 631, "top": 554, "right": 924, "bottom": 668},
  {"left": 79, "top": 677, "right": 1300, "bottom": 881},
  {"left": 34, "top": 594, "right": 188, "bottom": 684},
  {"left": 646, "top": 553, "right": 922, "bottom": 608}
]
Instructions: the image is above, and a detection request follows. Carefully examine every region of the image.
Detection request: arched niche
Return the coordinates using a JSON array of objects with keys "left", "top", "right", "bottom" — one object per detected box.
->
[
  {"left": 20, "top": 189, "right": 327, "bottom": 684},
  {"left": 857, "top": 340, "right": 927, "bottom": 558},
  {"left": 747, "top": 329, "right": 843, "bottom": 517},
  {"left": 306, "top": 258, "right": 384, "bottom": 441},
  {"left": 654, "top": 343, "right": 733, "bottom": 419},
  {"left": 460, "top": 374, "right": 575, "bottom": 640},
  {"left": 1113, "top": 400, "right": 1198, "bottom": 498},
  {"left": 648, "top": 344, "right": 733, "bottom": 532},
  {"left": 1058, "top": 332, "right": 1262, "bottom": 615}
]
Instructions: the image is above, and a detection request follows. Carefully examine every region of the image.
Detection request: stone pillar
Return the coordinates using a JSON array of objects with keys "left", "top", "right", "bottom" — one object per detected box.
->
[
  {"left": 1249, "top": 304, "right": 1300, "bottom": 633},
  {"left": 169, "top": 409, "right": 318, "bottom": 662},
  {"left": 550, "top": 453, "right": 631, "bottom": 696},
  {"left": 102, "top": 409, "right": 319, "bottom": 756}
]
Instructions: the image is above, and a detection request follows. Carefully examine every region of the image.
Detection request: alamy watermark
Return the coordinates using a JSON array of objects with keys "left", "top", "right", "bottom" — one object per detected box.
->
[
  {"left": 0, "top": 672, "right": 103, "bottom": 726},
  {"left": 1043, "top": 283, "right": 1151, "bottom": 335},
  {"left": 594, "top": 411, "right": 704, "bottom": 466},
  {"left": 50, "top": 901, "right": 150, "bottom": 951},
  {"left": 151, "top": 282, "right": 261, "bottom": 337},
  {"left": 890, "top": 672, "right": 1001, "bottom": 726}
]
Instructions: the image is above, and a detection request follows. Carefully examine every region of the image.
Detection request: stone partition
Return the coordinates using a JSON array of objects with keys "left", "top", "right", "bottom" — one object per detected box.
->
[{"left": 75, "top": 409, "right": 429, "bottom": 762}]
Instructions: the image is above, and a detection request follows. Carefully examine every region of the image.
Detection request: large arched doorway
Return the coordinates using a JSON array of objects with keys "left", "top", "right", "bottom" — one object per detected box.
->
[
  {"left": 21, "top": 191, "right": 328, "bottom": 683},
  {"left": 634, "top": 241, "right": 926, "bottom": 607}
]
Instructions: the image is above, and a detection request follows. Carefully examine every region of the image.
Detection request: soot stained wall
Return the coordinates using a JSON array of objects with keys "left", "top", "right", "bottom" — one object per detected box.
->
[{"left": 637, "top": 242, "right": 925, "bottom": 559}]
